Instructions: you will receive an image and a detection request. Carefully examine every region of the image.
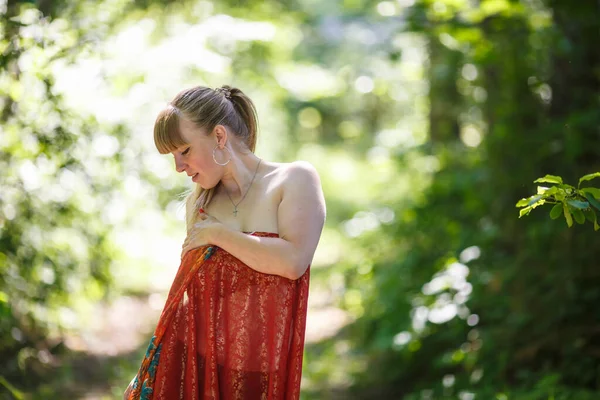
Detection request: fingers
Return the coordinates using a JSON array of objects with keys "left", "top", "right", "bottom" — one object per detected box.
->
[
  {"left": 197, "top": 213, "right": 208, "bottom": 221},
  {"left": 182, "top": 210, "right": 212, "bottom": 259},
  {"left": 193, "top": 219, "right": 206, "bottom": 230},
  {"left": 194, "top": 216, "right": 208, "bottom": 228},
  {"left": 181, "top": 232, "right": 201, "bottom": 258}
]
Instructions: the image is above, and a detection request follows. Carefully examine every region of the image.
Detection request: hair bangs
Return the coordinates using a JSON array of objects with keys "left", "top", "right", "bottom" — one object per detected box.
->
[{"left": 153, "top": 105, "right": 187, "bottom": 154}]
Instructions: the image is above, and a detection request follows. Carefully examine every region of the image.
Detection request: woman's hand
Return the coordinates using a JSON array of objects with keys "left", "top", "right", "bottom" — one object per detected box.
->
[{"left": 181, "top": 210, "right": 222, "bottom": 259}]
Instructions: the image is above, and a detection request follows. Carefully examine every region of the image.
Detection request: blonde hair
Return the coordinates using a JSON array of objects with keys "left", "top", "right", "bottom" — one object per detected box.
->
[{"left": 153, "top": 85, "right": 259, "bottom": 230}]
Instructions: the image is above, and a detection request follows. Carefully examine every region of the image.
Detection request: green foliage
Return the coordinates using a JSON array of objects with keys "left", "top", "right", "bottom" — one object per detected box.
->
[
  {"left": 517, "top": 173, "right": 600, "bottom": 230},
  {"left": 0, "top": 0, "right": 132, "bottom": 393},
  {"left": 325, "top": 0, "right": 600, "bottom": 398}
]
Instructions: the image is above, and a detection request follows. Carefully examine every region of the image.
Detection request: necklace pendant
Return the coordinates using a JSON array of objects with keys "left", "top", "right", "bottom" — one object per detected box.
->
[{"left": 223, "top": 159, "right": 261, "bottom": 219}]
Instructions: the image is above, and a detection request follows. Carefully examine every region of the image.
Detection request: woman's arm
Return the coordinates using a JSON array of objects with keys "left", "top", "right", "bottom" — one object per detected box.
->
[{"left": 207, "top": 161, "right": 326, "bottom": 280}]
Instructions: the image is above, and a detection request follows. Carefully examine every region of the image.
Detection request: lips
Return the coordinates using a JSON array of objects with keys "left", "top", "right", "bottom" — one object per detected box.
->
[{"left": 191, "top": 173, "right": 199, "bottom": 182}]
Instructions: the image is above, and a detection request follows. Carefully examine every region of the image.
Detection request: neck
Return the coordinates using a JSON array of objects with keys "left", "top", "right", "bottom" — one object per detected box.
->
[{"left": 219, "top": 149, "right": 261, "bottom": 199}]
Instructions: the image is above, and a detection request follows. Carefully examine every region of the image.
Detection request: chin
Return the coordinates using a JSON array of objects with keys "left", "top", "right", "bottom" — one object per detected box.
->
[{"left": 197, "top": 181, "right": 219, "bottom": 190}]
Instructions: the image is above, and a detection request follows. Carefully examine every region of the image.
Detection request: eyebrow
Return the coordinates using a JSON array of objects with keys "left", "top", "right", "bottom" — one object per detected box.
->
[{"left": 170, "top": 145, "right": 189, "bottom": 155}]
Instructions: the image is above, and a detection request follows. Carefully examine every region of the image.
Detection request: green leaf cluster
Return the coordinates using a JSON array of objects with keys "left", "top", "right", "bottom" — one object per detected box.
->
[{"left": 516, "top": 173, "right": 600, "bottom": 230}]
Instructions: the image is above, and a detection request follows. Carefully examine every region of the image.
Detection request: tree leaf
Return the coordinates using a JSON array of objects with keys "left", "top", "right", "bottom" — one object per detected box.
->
[
  {"left": 583, "top": 208, "right": 596, "bottom": 223},
  {"left": 572, "top": 208, "right": 585, "bottom": 224},
  {"left": 516, "top": 194, "right": 544, "bottom": 208},
  {"left": 563, "top": 204, "right": 573, "bottom": 227},
  {"left": 581, "top": 187, "right": 600, "bottom": 199},
  {"left": 529, "top": 194, "right": 543, "bottom": 204},
  {"left": 534, "top": 175, "right": 563, "bottom": 184},
  {"left": 566, "top": 199, "right": 589, "bottom": 209},
  {"left": 516, "top": 198, "right": 532, "bottom": 207},
  {"left": 578, "top": 172, "right": 600, "bottom": 187},
  {"left": 540, "top": 186, "right": 559, "bottom": 197},
  {"left": 519, "top": 206, "right": 532, "bottom": 218},
  {"left": 550, "top": 203, "right": 562, "bottom": 219},
  {"left": 585, "top": 193, "right": 600, "bottom": 211}
]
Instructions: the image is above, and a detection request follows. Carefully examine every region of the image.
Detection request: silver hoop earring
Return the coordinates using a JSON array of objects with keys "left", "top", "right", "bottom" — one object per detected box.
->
[{"left": 213, "top": 145, "right": 231, "bottom": 166}]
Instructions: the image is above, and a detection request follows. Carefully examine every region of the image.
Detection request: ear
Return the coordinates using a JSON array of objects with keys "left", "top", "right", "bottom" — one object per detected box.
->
[{"left": 213, "top": 125, "right": 228, "bottom": 148}]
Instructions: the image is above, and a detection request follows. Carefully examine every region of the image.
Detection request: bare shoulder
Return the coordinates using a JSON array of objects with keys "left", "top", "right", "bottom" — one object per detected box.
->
[
  {"left": 267, "top": 160, "right": 321, "bottom": 188},
  {"left": 275, "top": 160, "right": 325, "bottom": 216},
  {"left": 275, "top": 160, "right": 326, "bottom": 257}
]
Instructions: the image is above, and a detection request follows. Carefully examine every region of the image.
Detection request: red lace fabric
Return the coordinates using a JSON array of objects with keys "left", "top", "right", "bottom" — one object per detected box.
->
[{"left": 126, "top": 232, "right": 310, "bottom": 400}]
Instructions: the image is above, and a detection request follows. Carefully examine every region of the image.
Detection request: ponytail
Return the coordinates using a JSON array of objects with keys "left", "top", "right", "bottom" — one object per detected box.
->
[{"left": 220, "top": 85, "right": 259, "bottom": 152}]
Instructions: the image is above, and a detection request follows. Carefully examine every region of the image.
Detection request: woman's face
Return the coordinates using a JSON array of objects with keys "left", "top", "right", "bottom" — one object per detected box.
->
[{"left": 171, "top": 118, "right": 222, "bottom": 189}]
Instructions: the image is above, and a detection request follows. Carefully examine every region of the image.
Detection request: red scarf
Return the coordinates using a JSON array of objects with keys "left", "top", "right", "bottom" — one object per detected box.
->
[{"left": 125, "top": 232, "right": 310, "bottom": 399}]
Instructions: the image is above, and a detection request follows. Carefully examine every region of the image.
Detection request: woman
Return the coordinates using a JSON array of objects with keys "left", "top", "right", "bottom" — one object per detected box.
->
[{"left": 124, "top": 85, "right": 326, "bottom": 399}]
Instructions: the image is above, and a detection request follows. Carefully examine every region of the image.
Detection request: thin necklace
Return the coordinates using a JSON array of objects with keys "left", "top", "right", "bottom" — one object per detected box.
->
[{"left": 224, "top": 159, "right": 262, "bottom": 217}]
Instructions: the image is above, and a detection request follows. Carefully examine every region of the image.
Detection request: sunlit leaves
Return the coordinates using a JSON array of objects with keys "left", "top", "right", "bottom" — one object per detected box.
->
[
  {"left": 534, "top": 174, "right": 563, "bottom": 184},
  {"left": 516, "top": 193, "right": 546, "bottom": 217},
  {"left": 518, "top": 206, "right": 530, "bottom": 217},
  {"left": 579, "top": 172, "right": 600, "bottom": 187},
  {"left": 517, "top": 173, "right": 600, "bottom": 230}
]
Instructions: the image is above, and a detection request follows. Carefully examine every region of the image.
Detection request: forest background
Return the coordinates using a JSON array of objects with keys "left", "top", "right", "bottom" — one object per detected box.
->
[{"left": 1, "top": 0, "right": 598, "bottom": 399}]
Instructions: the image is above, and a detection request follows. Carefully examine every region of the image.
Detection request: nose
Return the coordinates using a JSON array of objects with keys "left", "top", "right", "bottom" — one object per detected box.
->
[{"left": 174, "top": 154, "right": 186, "bottom": 173}]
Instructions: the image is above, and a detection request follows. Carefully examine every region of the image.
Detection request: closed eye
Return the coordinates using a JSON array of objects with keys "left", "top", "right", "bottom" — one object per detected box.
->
[{"left": 181, "top": 147, "right": 190, "bottom": 156}]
